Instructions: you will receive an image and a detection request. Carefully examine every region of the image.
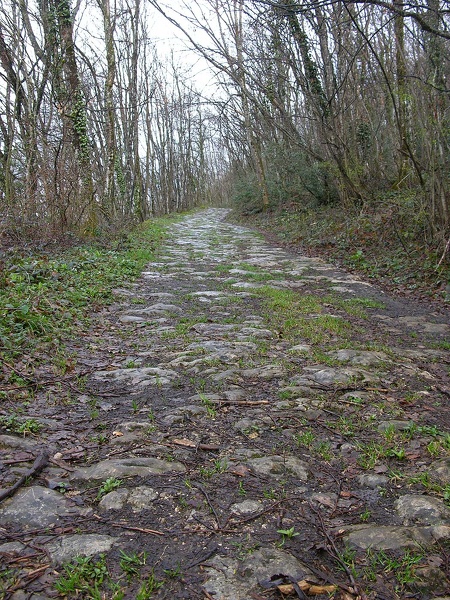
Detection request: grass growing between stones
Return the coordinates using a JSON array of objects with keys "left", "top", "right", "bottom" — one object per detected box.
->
[
  {"left": 0, "top": 414, "right": 42, "bottom": 435},
  {"left": 55, "top": 555, "right": 109, "bottom": 597},
  {"left": 253, "top": 286, "right": 359, "bottom": 346},
  {"left": 54, "top": 553, "right": 165, "bottom": 599},
  {"left": 338, "top": 545, "right": 426, "bottom": 595}
]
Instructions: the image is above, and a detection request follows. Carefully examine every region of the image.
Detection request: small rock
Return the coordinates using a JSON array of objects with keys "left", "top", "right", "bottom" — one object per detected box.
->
[
  {"left": 432, "top": 458, "right": 450, "bottom": 484},
  {"left": 92, "top": 367, "right": 177, "bottom": 387},
  {"left": 224, "top": 388, "right": 248, "bottom": 401},
  {"left": 190, "top": 291, "right": 224, "bottom": 297},
  {"left": 119, "top": 315, "right": 147, "bottom": 323},
  {"left": 358, "top": 474, "right": 389, "bottom": 489},
  {"left": 378, "top": 420, "right": 414, "bottom": 432},
  {"left": 289, "top": 344, "right": 312, "bottom": 353},
  {"left": 230, "top": 500, "right": 261, "bottom": 515},
  {"left": 0, "top": 486, "right": 81, "bottom": 529},
  {"left": 99, "top": 489, "right": 129, "bottom": 510},
  {"left": 179, "top": 405, "right": 208, "bottom": 416},
  {"left": 340, "top": 443, "right": 356, "bottom": 453},
  {"left": 140, "top": 303, "right": 183, "bottom": 314},
  {"left": 234, "top": 418, "right": 260, "bottom": 432},
  {"left": 161, "top": 412, "right": 186, "bottom": 426},
  {"left": 127, "top": 486, "right": 159, "bottom": 509},
  {"left": 394, "top": 495, "right": 450, "bottom": 525}
]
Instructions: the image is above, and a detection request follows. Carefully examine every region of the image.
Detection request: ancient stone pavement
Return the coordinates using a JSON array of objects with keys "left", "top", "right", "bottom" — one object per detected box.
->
[{"left": 1, "top": 208, "right": 450, "bottom": 599}]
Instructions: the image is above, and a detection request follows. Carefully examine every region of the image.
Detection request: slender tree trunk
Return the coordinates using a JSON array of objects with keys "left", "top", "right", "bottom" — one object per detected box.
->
[{"left": 100, "top": 0, "right": 117, "bottom": 220}]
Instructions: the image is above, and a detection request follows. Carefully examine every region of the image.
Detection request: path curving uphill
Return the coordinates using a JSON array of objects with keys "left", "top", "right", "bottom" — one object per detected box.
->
[{"left": 1, "top": 208, "right": 450, "bottom": 599}]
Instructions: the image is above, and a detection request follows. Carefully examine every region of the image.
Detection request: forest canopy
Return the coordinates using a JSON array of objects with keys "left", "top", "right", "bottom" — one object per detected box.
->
[{"left": 0, "top": 0, "right": 449, "bottom": 253}]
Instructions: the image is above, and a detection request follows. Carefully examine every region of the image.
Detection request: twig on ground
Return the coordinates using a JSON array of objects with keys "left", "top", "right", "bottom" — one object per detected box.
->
[
  {"left": 193, "top": 483, "right": 223, "bottom": 530},
  {"left": 186, "top": 545, "right": 219, "bottom": 569},
  {"left": 6, "top": 564, "right": 51, "bottom": 593},
  {"left": 0, "top": 451, "right": 49, "bottom": 503},
  {"left": 309, "top": 503, "right": 368, "bottom": 599},
  {"left": 91, "top": 512, "right": 164, "bottom": 535}
]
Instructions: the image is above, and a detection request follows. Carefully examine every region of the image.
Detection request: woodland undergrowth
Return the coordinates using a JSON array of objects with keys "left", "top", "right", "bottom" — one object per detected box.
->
[
  {"left": 0, "top": 215, "right": 178, "bottom": 382},
  {"left": 232, "top": 195, "right": 450, "bottom": 307}
]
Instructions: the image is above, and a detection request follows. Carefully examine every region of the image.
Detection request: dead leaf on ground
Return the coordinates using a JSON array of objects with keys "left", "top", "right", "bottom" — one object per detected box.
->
[
  {"left": 261, "top": 574, "right": 337, "bottom": 597},
  {"left": 405, "top": 452, "right": 421, "bottom": 460},
  {"left": 315, "top": 496, "right": 336, "bottom": 509},
  {"left": 277, "top": 580, "right": 338, "bottom": 596},
  {"left": 228, "top": 464, "right": 251, "bottom": 477},
  {"left": 374, "top": 464, "right": 388, "bottom": 473}
]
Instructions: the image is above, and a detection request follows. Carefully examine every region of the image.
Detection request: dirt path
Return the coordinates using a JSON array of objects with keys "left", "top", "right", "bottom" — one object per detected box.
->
[{"left": 1, "top": 208, "right": 450, "bottom": 600}]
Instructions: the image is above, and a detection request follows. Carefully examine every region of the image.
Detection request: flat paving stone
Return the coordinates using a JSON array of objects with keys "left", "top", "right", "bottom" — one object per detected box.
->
[
  {"left": 246, "top": 456, "right": 308, "bottom": 480},
  {"left": 70, "top": 457, "right": 185, "bottom": 482},
  {"left": 0, "top": 486, "right": 84, "bottom": 528},
  {"left": 119, "top": 315, "right": 147, "bottom": 323},
  {"left": 311, "top": 366, "right": 378, "bottom": 385},
  {"left": 46, "top": 534, "right": 118, "bottom": 565},
  {"left": 203, "top": 547, "right": 312, "bottom": 600},
  {"left": 343, "top": 524, "right": 450, "bottom": 550},
  {"left": 241, "top": 365, "right": 285, "bottom": 379},
  {"left": 230, "top": 500, "right": 262, "bottom": 515},
  {"left": 92, "top": 367, "right": 177, "bottom": 386},
  {"left": 0, "top": 435, "right": 40, "bottom": 451},
  {"left": 325, "top": 349, "right": 389, "bottom": 365},
  {"left": 395, "top": 495, "right": 450, "bottom": 525}
]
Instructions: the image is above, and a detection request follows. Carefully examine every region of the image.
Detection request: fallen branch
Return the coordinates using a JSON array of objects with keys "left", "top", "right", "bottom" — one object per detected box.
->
[
  {"left": 0, "top": 451, "right": 49, "bottom": 503},
  {"left": 49, "top": 457, "right": 76, "bottom": 472},
  {"left": 92, "top": 514, "right": 164, "bottom": 536},
  {"left": 109, "top": 523, "right": 164, "bottom": 536},
  {"left": 437, "top": 237, "right": 450, "bottom": 268},
  {"left": 212, "top": 399, "right": 269, "bottom": 406}
]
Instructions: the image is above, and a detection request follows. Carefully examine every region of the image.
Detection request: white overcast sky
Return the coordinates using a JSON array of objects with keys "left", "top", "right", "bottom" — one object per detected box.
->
[{"left": 146, "top": 1, "right": 219, "bottom": 93}]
